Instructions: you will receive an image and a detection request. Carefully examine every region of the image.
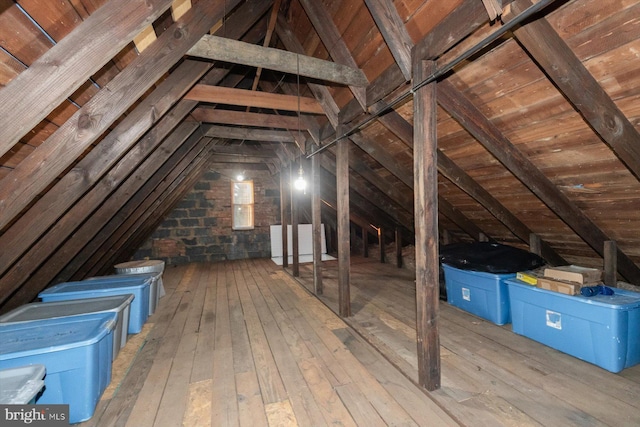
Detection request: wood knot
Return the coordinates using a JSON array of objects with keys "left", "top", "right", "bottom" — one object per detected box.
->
[
  {"left": 603, "top": 112, "right": 623, "bottom": 137},
  {"left": 78, "top": 113, "right": 94, "bottom": 130}
]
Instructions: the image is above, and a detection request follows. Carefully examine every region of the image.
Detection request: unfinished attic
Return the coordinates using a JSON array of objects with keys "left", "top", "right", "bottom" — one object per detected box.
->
[{"left": 1, "top": 0, "right": 640, "bottom": 424}]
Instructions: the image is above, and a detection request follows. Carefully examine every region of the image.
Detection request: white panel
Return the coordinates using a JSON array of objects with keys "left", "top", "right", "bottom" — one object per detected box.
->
[{"left": 270, "top": 224, "right": 334, "bottom": 265}]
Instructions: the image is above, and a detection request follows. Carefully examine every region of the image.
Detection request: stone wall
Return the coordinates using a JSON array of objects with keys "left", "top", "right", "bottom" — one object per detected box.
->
[{"left": 133, "top": 168, "right": 280, "bottom": 265}]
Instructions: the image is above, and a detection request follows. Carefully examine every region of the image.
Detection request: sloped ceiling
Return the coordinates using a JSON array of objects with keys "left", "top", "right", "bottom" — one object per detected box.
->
[{"left": 0, "top": 0, "right": 639, "bottom": 312}]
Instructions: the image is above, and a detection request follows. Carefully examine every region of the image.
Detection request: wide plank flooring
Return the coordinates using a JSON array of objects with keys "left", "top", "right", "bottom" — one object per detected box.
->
[
  {"left": 80, "top": 259, "right": 457, "bottom": 427},
  {"left": 294, "top": 256, "right": 640, "bottom": 427}
]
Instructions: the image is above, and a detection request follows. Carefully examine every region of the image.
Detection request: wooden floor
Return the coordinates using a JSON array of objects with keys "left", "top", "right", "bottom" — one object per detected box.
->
[
  {"left": 80, "top": 258, "right": 457, "bottom": 427},
  {"left": 293, "top": 257, "right": 640, "bottom": 427}
]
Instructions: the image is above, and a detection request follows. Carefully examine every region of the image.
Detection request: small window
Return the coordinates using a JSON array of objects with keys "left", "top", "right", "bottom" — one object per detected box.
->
[{"left": 232, "top": 181, "right": 254, "bottom": 230}]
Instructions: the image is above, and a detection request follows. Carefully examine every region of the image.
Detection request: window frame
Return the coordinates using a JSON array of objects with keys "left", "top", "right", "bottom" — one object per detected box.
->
[{"left": 231, "top": 180, "right": 254, "bottom": 230}]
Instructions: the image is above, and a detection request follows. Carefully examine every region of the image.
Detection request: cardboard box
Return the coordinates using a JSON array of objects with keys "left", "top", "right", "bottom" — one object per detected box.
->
[
  {"left": 543, "top": 265, "right": 602, "bottom": 284},
  {"left": 537, "top": 277, "right": 585, "bottom": 295}
]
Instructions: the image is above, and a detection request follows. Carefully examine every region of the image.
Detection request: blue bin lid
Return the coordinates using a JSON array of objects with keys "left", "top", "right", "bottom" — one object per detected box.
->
[
  {"left": 0, "top": 312, "right": 117, "bottom": 360},
  {"left": 39, "top": 276, "right": 152, "bottom": 299},
  {"left": 0, "top": 294, "right": 134, "bottom": 324}
]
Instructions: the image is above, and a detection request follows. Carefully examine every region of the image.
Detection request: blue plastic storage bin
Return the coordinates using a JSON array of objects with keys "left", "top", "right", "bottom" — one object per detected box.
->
[
  {"left": 0, "top": 364, "right": 45, "bottom": 404},
  {"left": 0, "top": 294, "right": 133, "bottom": 361},
  {"left": 38, "top": 275, "right": 151, "bottom": 333},
  {"left": 442, "top": 264, "right": 515, "bottom": 325},
  {"left": 87, "top": 272, "right": 160, "bottom": 316},
  {"left": 0, "top": 313, "right": 116, "bottom": 423},
  {"left": 506, "top": 279, "right": 640, "bottom": 373}
]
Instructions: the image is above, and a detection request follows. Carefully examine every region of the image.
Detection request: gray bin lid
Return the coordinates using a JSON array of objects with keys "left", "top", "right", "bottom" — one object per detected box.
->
[
  {"left": 114, "top": 260, "right": 165, "bottom": 274},
  {"left": 0, "top": 294, "right": 134, "bottom": 323}
]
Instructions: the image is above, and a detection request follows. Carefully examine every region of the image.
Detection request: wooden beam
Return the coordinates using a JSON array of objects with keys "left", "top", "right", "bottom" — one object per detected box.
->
[
  {"left": 64, "top": 135, "right": 214, "bottom": 282},
  {"left": 363, "top": 0, "right": 413, "bottom": 81},
  {"left": 249, "top": 0, "right": 282, "bottom": 94},
  {"left": 530, "top": 233, "right": 542, "bottom": 256},
  {"left": 336, "top": 135, "right": 351, "bottom": 317},
  {"left": 413, "top": 59, "right": 440, "bottom": 391},
  {"left": 298, "top": 0, "right": 368, "bottom": 109},
  {"left": 319, "top": 164, "right": 405, "bottom": 245},
  {"left": 280, "top": 166, "right": 289, "bottom": 268},
  {"left": 508, "top": 0, "right": 640, "bottom": 181},
  {"left": 312, "top": 152, "right": 323, "bottom": 295},
  {"left": 374, "top": 104, "right": 566, "bottom": 265},
  {"left": 275, "top": 15, "right": 341, "bottom": 127},
  {"left": 209, "top": 163, "right": 270, "bottom": 171},
  {"left": 171, "top": 0, "right": 191, "bottom": 21},
  {"left": 188, "top": 35, "right": 368, "bottom": 87},
  {"left": 604, "top": 241, "right": 617, "bottom": 287},
  {"left": 0, "top": 108, "right": 199, "bottom": 305},
  {"left": 438, "top": 79, "right": 640, "bottom": 284},
  {"left": 0, "top": 60, "right": 208, "bottom": 277},
  {"left": 185, "top": 84, "right": 325, "bottom": 114},
  {"left": 291, "top": 162, "right": 300, "bottom": 277},
  {"left": 106, "top": 156, "right": 209, "bottom": 273},
  {"left": 362, "top": 226, "right": 369, "bottom": 258},
  {"left": 191, "top": 108, "right": 306, "bottom": 130},
  {"left": 378, "top": 227, "right": 385, "bottom": 263},
  {"left": 205, "top": 125, "right": 297, "bottom": 143},
  {"left": 88, "top": 146, "right": 212, "bottom": 277},
  {"left": 209, "top": 145, "right": 277, "bottom": 156},
  {"left": 3, "top": 124, "right": 205, "bottom": 310},
  {"left": 133, "top": 24, "right": 157, "bottom": 53},
  {"left": 0, "top": 0, "right": 241, "bottom": 231},
  {"left": 321, "top": 152, "right": 414, "bottom": 232},
  {"left": 209, "top": 155, "right": 276, "bottom": 165},
  {"left": 341, "top": 0, "right": 492, "bottom": 125},
  {"left": 0, "top": 0, "right": 174, "bottom": 157},
  {"left": 395, "top": 227, "right": 403, "bottom": 268},
  {"left": 413, "top": 0, "right": 488, "bottom": 61},
  {"left": 320, "top": 196, "right": 378, "bottom": 239}
]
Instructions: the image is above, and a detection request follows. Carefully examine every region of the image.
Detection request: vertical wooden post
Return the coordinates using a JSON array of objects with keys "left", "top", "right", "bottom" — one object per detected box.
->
[
  {"left": 442, "top": 229, "right": 451, "bottom": 245},
  {"left": 413, "top": 58, "right": 440, "bottom": 391},
  {"left": 604, "top": 240, "right": 617, "bottom": 286},
  {"left": 529, "top": 233, "right": 542, "bottom": 256},
  {"left": 280, "top": 166, "right": 289, "bottom": 268},
  {"left": 395, "top": 227, "right": 403, "bottom": 268},
  {"left": 337, "top": 134, "right": 351, "bottom": 317},
  {"left": 362, "top": 226, "right": 369, "bottom": 258},
  {"left": 291, "top": 162, "right": 300, "bottom": 277},
  {"left": 378, "top": 227, "right": 385, "bottom": 263},
  {"left": 350, "top": 225, "right": 357, "bottom": 251},
  {"left": 312, "top": 152, "right": 323, "bottom": 294}
]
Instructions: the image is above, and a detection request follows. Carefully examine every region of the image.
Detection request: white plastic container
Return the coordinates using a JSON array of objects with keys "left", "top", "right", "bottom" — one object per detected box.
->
[
  {"left": 0, "top": 364, "right": 46, "bottom": 404},
  {"left": 114, "top": 260, "right": 166, "bottom": 309},
  {"left": 0, "top": 294, "right": 133, "bottom": 361}
]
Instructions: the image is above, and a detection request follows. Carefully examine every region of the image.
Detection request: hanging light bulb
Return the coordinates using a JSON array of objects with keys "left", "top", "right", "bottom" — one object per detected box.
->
[
  {"left": 294, "top": 164, "right": 306, "bottom": 191},
  {"left": 236, "top": 171, "right": 245, "bottom": 182}
]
